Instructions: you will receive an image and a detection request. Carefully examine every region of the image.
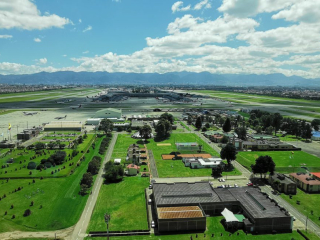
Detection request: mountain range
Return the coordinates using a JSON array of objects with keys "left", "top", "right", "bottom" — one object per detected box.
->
[{"left": 0, "top": 71, "right": 319, "bottom": 87}]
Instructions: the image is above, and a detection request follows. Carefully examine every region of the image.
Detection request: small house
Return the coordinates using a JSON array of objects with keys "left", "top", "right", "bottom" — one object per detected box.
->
[{"left": 126, "top": 164, "right": 140, "bottom": 176}]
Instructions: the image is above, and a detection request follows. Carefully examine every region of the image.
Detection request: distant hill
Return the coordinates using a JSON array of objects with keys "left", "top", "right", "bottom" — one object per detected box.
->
[{"left": 0, "top": 71, "right": 319, "bottom": 87}]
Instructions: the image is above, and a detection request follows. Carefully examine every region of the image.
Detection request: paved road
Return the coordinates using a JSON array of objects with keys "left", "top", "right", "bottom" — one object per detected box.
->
[
  {"left": 287, "top": 141, "right": 320, "bottom": 158},
  {"left": 260, "top": 185, "right": 320, "bottom": 237},
  {"left": 148, "top": 150, "right": 158, "bottom": 178},
  {"left": 69, "top": 133, "right": 118, "bottom": 240}
]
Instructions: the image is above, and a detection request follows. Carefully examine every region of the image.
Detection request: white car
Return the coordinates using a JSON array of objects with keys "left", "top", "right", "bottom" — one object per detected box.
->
[
  {"left": 234, "top": 184, "right": 238, "bottom": 188},
  {"left": 151, "top": 221, "right": 155, "bottom": 228},
  {"left": 148, "top": 199, "right": 152, "bottom": 204},
  {"left": 222, "top": 178, "right": 225, "bottom": 182}
]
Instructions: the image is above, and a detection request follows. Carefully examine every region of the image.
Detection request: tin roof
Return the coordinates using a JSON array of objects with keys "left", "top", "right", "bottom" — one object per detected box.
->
[{"left": 158, "top": 206, "right": 204, "bottom": 219}]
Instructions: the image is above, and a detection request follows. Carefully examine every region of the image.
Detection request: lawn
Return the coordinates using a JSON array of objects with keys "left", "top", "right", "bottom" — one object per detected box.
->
[
  {"left": 276, "top": 133, "right": 303, "bottom": 142},
  {"left": 148, "top": 133, "right": 241, "bottom": 178},
  {"left": 0, "top": 134, "right": 95, "bottom": 178},
  {"left": 0, "top": 135, "right": 106, "bottom": 233},
  {"left": 180, "top": 121, "right": 191, "bottom": 131},
  {"left": 282, "top": 188, "right": 320, "bottom": 228},
  {"left": 237, "top": 151, "right": 320, "bottom": 173},
  {"left": 85, "top": 216, "right": 319, "bottom": 240},
  {"left": 87, "top": 177, "right": 149, "bottom": 232}
]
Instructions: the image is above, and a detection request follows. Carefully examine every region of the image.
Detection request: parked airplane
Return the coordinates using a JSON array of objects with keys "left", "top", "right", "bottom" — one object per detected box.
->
[
  {"left": 23, "top": 112, "right": 38, "bottom": 116},
  {"left": 55, "top": 115, "right": 67, "bottom": 120},
  {"left": 70, "top": 104, "right": 82, "bottom": 109}
]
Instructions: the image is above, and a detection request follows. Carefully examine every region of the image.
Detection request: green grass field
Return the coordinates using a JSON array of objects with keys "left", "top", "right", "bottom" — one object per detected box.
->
[
  {"left": 237, "top": 151, "right": 320, "bottom": 173},
  {"left": 0, "top": 135, "right": 105, "bottom": 233},
  {"left": 180, "top": 121, "right": 191, "bottom": 131},
  {"left": 282, "top": 189, "right": 320, "bottom": 228},
  {"left": 0, "top": 134, "right": 95, "bottom": 178},
  {"left": 275, "top": 133, "right": 303, "bottom": 142},
  {"left": 87, "top": 177, "right": 149, "bottom": 232},
  {"left": 85, "top": 216, "right": 319, "bottom": 240}
]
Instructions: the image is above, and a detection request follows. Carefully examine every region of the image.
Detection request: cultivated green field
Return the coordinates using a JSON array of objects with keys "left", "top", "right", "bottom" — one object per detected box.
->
[
  {"left": 282, "top": 189, "right": 320, "bottom": 228},
  {"left": 0, "top": 134, "right": 95, "bottom": 178},
  {"left": 0, "top": 135, "right": 105, "bottom": 233},
  {"left": 87, "top": 177, "right": 149, "bottom": 232},
  {"left": 237, "top": 151, "right": 320, "bottom": 173},
  {"left": 85, "top": 216, "right": 319, "bottom": 240}
]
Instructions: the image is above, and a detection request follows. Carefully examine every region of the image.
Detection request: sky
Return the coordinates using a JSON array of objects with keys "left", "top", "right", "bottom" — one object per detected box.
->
[{"left": 0, "top": 0, "right": 320, "bottom": 79}]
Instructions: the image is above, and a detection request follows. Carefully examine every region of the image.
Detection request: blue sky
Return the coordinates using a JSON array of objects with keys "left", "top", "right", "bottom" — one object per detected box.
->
[{"left": 0, "top": 0, "right": 320, "bottom": 78}]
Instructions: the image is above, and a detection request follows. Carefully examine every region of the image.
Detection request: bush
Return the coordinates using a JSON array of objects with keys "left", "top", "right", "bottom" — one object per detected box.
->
[
  {"left": 80, "top": 172, "right": 93, "bottom": 187},
  {"left": 104, "top": 161, "right": 124, "bottom": 183},
  {"left": 87, "top": 156, "right": 102, "bottom": 175},
  {"left": 27, "top": 162, "right": 37, "bottom": 170},
  {"left": 23, "top": 209, "right": 31, "bottom": 217}
]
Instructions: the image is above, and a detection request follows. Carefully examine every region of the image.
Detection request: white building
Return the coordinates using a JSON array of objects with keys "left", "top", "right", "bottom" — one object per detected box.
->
[{"left": 183, "top": 157, "right": 224, "bottom": 169}]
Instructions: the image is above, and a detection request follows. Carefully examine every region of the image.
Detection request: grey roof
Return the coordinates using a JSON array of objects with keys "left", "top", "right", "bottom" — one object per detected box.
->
[
  {"left": 270, "top": 173, "right": 295, "bottom": 185},
  {"left": 227, "top": 187, "right": 288, "bottom": 219},
  {"left": 153, "top": 182, "right": 221, "bottom": 206}
]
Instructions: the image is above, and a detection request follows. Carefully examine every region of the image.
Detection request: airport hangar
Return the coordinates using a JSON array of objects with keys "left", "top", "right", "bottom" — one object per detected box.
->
[{"left": 152, "top": 182, "right": 292, "bottom": 234}]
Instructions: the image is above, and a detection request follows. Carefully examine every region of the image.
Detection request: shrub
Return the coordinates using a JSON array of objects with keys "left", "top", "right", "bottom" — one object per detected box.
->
[
  {"left": 23, "top": 209, "right": 31, "bottom": 217},
  {"left": 27, "top": 162, "right": 37, "bottom": 170}
]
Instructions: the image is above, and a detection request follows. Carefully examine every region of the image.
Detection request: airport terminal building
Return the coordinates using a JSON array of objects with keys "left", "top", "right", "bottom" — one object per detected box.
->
[{"left": 152, "top": 182, "right": 292, "bottom": 234}]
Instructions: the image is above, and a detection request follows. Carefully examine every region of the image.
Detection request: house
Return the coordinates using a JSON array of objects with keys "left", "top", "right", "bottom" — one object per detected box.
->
[
  {"left": 94, "top": 108, "right": 122, "bottom": 120},
  {"left": 247, "top": 134, "right": 280, "bottom": 142},
  {"left": 44, "top": 121, "right": 82, "bottom": 131},
  {"left": 289, "top": 173, "right": 320, "bottom": 193},
  {"left": 183, "top": 157, "right": 224, "bottom": 169},
  {"left": 126, "top": 164, "right": 140, "bottom": 176},
  {"left": 269, "top": 172, "right": 297, "bottom": 195},
  {"left": 239, "top": 140, "right": 300, "bottom": 151},
  {"left": 17, "top": 127, "right": 41, "bottom": 141},
  {"left": 312, "top": 172, "right": 320, "bottom": 181},
  {"left": 175, "top": 142, "right": 198, "bottom": 151}
]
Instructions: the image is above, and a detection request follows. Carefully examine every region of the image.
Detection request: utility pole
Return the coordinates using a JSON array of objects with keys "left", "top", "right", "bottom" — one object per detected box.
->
[
  {"left": 105, "top": 212, "right": 111, "bottom": 240},
  {"left": 306, "top": 215, "right": 308, "bottom": 233}
]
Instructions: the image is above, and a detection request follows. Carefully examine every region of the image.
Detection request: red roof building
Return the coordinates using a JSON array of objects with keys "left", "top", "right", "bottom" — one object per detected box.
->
[
  {"left": 289, "top": 173, "right": 320, "bottom": 193},
  {"left": 311, "top": 172, "right": 320, "bottom": 180}
]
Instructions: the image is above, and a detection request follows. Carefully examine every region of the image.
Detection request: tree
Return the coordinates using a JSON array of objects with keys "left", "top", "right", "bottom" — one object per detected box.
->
[
  {"left": 48, "top": 151, "right": 66, "bottom": 165},
  {"left": 155, "top": 119, "right": 172, "bottom": 138},
  {"left": 100, "top": 119, "right": 114, "bottom": 135},
  {"left": 80, "top": 172, "right": 93, "bottom": 187},
  {"left": 139, "top": 125, "right": 152, "bottom": 140},
  {"left": 79, "top": 184, "right": 89, "bottom": 196},
  {"left": 78, "top": 135, "right": 83, "bottom": 144},
  {"left": 311, "top": 119, "right": 320, "bottom": 131},
  {"left": 195, "top": 116, "right": 202, "bottom": 129},
  {"left": 47, "top": 142, "right": 56, "bottom": 150},
  {"left": 104, "top": 162, "right": 124, "bottom": 183},
  {"left": 27, "top": 162, "right": 37, "bottom": 170},
  {"left": 160, "top": 113, "right": 174, "bottom": 124},
  {"left": 187, "top": 115, "right": 193, "bottom": 125},
  {"left": 208, "top": 116, "right": 213, "bottom": 124},
  {"left": 301, "top": 124, "right": 312, "bottom": 141},
  {"left": 251, "top": 155, "right": 276, "bottom": 178},
  {"left": 221, "top": 135, "right": 229, "bottom": 144},
  {"left": 272, "top": 113, "right": 283, "bottom": 135},
  {"left": 265, "top": 126, "right": 273, "bottom": 135},
  {"left": 235, "top": 127, "right": 247, "bottom": 140},
  {"left": 220, "top": 143, "right": 237, "bottom": 167},
  {"left": 223, "top": 118, "right": 231, "bottom": 133},
  {"left": 202, "top": 127, "right": 207, "bottom": 132},
  {"left": 87, "top": 156, "right": 101, "bottom": 175},
  {"left": 35, "top": 142, "right": 45, "bottom": 150},
  {"left": 212, "top": 165, "right": 223, "bottom": 176},
  {"left": 205, "top": 123, "right": 210, "bottom": 128}
]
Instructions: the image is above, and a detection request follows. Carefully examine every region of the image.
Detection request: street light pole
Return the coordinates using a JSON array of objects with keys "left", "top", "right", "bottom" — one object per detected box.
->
[{"left": 105, "top": 212, "right": 111, "bottom": 240}]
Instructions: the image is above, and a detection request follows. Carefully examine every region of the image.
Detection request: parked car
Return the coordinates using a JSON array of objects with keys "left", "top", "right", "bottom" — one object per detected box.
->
[
  {"left": 247, "top": 182, "right": 253, "bottom": 186},
  {"left": 234, "top": 184, "right": 238, "bottom": 188},
  {"left": 148, "top": 199, "right": 152, "bottom": 204},
  {"left": 151, "top": 221, "right": 155, "bottom": 228},
  {"left": 149, "top": 184, "right": 153, "bottom": 189}
]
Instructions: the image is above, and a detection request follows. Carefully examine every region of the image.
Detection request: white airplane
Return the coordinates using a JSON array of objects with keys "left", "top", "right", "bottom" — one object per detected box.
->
[
  {"left": 55, "top": 115, "right": 67, "bottom": 120},
  {"left": 23, "top": 112, "right": 38, "bottom": 116}
]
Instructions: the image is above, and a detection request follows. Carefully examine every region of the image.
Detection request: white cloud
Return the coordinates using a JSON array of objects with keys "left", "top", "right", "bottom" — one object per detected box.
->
[
  {"left": 82, "top": 50, "right": 89, "bottom": 54},
  {"left": 0, "top": 0, "right": 70, "bottom": 30},
  {"left": 34, "top": 38, "right": 41, "bottom": 42},
  {"left": 172, "top": 1, "right": 191, "bottom": 13},
  {"left": 112, "top": 0, "right": 121, "bottom": 2},
  {"left": 62, "top": 54, "right": 67, "bottom": 57},
  {"left": 79, "top": 19, "right": 82, "bottom": 23},
  {"left": 218, "top": 0, "right": 299, "bottom": 18},
  {"left": 0, "top": 35, "right": 12, "bottom": 39},
  {"left": 38, "top": 58, "right": 47, "bottom": 64},
  {"left": 272, "top": 1, "right": 320, "bottom": 23},
  {"left": 194, "top": 0, "right": 211, "bottom": 10},
  {"left": 83, "top": 25, "right": 92, "bottom": 32}
]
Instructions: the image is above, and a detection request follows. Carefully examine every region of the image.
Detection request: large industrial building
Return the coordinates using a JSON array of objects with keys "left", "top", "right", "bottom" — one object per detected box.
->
[
  {"left": 44, "top": 121, "right": 83, "bottom": 131},
  {"left": 94, "top": 108, "right": 122, "bottom": 120},
  {"left": 152, "top": 182, "right": 292, "bottom": 234}
]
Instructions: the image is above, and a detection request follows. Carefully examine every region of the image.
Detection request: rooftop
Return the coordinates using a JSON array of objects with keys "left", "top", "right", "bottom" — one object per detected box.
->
[
  {"left": 157, "top": 206, "right": 204, "bottom": 219},
  {"left": 290, "top": 173, "right": 320, "bottom": 185}
]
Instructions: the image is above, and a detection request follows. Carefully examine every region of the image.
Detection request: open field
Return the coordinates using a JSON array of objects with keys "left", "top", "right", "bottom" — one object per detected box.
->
[
  {"left": 0, "top": 135, "right": 105, "bottom": 233},
  {"left": 282, "top": 189, "right": 320, "bottom": 228},
  {"left": 276, "top": 133, "right": 303, "bottom": 142},
  {"left": 281, "top": 109, "right": 320, "bottom": 119},
  {"left": 237, "top": 151, "right": 320, "bottom": 173},
  {"left": 0, "top": 134, "right": 95, "bottom": 178},
  {"left": 87, "top": 177, "right": 149, "bottom": 232},
  {"left": 193, "top": 90, "right": 320, "bottom": 107},
  {"left": 85, "top": 216, "right": 319, "bottom": 240}
]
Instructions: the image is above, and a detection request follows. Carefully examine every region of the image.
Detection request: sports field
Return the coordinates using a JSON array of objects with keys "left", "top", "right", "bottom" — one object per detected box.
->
[{"left": 237, "top": 151, "right": 320, "bottom": 173}]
